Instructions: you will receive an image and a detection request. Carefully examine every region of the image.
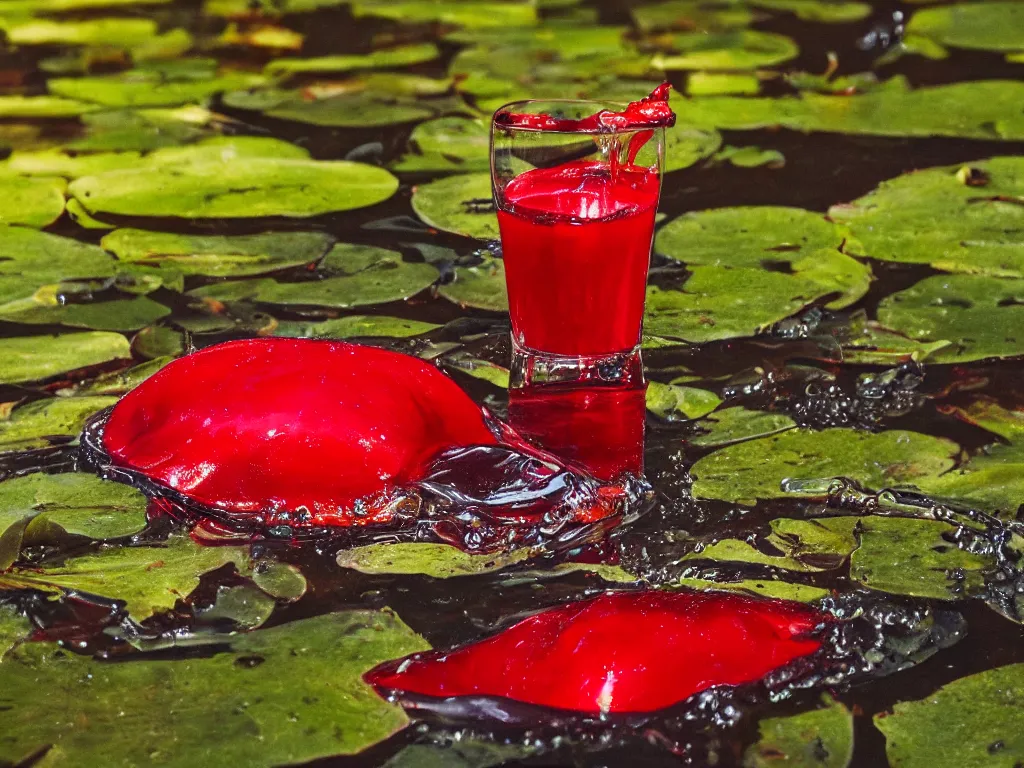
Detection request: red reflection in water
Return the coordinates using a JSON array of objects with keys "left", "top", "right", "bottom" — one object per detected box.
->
[
  {"left": 366, "top": 590, "right": 827, "bottom": 715},
  {"left": 508, "top": 383, "right": 647, "bottom": 481}
]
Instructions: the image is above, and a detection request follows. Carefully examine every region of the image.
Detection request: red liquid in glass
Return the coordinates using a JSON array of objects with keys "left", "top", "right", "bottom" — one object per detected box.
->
[{"left": 497, "top": 160, "right": 660, "bottom": 356}]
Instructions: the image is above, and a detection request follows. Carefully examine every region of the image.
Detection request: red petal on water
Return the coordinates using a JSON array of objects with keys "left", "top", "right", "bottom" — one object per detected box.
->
[
  {"left": 103, "top": 339, "right": 495, "bottom": 523},
  {"left": 366, "top": 590, "right": 827, "bottom": 714}
]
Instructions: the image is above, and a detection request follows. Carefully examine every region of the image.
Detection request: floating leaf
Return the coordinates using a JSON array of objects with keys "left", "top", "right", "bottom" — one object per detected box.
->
[
  {"left": 665, "top": 123, "right": 723, "bottom": 172},
  {"left": 690, "top": 407, "right": 796, "bottom": 447},
  {"left": 352, "top": 0, "right": 537, "bottom": 27},
  {"left": 439, "top": 257, "right": 507, "bottom": 311},
  {"left": 646, "top": 381, "right": 722, "bottom": 420},
  {"left": 0, "top": 175, "right": 65, "bottom": 228},
  {"left": 0, "top": 606, "right": 30, "bottom": 662},
  {"left": 652, "top": 30, "right": 799, "bottom": 70},
  {"left": 0, "top": 293, "right": 170, "bottom": 332},
  {"left": 839, "top": 322, "right": 952, "bottom": 365},
  {"left": 0, "top": 333, "right": 131, "bottom": 385},
  {"left": 632, "top": 1, "right": 756, "bottom": 33},
  {"left": 907, "top": 2, "right": 1024, "bottom": 53},
  {"left": 71, "top": 106, "right": 221, "bottom": 152},
  {"left": 752, "top": 0, "right": 870, "bottom": 23},
  {"left": 274, "top": 315, "right": 440, "bottom": 340},
  {"left": 676, "top": 577, "right": 829, "bottom": 603},
  {"left": 849, "top": 517, "right": 989, "bottom": 601},
  {"left": 132, "top": 325, "right": 185, "bottom": 359},
  {"left": 714, "top": 145, "right": 785, "bottom": 168},
  {"left": 391, "top": 116, "right": 490, "bottom": 173},
  {"left": 875, "top": 664, "right": 1024, "bottom": 768},
  {"left": 48, "top": 68, "right": 266, "bottom": 108},
  {"left": 1, "top": 18, "right": 159, "bottom": 47},
  {"left": 74, "top": 357, "right": 171, "bottom": 396},
  {"left": 0, "top": 95, "right": 96, "bottom": 118},
  {"left": 412, "top": 173, "right": 498, "bottom": 240},
  {"left": 875, "top": 275, "right": 1024, "bottom": 363},
  {"left": 265, "top": 42, "right": 440, "bottom": 76},
  {"left": 222, "top": 87, "right": 445, "bottom": 128},
  {"left": 216, "top": 23, "right": 303, "bottom": 51},
  {"left": 69, "top": 159, "right": 398, "bottom": 219},
  {"left": 745, "top": 696, "right": 854, "bottom": 768},
  {"left": 0, "top": 610, "right": 429, "bottom": 765},
  {"left": 251, "top": 561, "right": 307, "bottom": 601},
  {"left": 102, "top": 229, "right": 334, "bottom": 277},
  {"left": 832, "top": 157, "right": 1024, "bottom": 277},
  {"left": 196, "top": 583, "right": 276, "bottom": 629},
  {"left": 337, "top": 542, "right": 534, "bottom": 578},
  {"left": 690, "top": 428, "right": 958, "bottom": 504},
  {"left": 688, "top": 72, "right": 760, "bottom": 96},
  {"left": 0, "top": 397, "right": 116, "bottom": 452}
]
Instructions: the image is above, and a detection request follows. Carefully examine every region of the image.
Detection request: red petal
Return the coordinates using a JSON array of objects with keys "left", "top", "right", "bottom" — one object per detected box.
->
[
  {"left": 366, "top": 590, "right": 827, "bottom": 714},
  {"left": 103, "top": 339, "right": 496, "bottom": 522}
]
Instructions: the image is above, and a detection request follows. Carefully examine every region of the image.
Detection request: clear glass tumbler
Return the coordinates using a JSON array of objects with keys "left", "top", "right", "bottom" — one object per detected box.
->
[{"left": 491, "top": 100, "right": 666, "bottom": 388}]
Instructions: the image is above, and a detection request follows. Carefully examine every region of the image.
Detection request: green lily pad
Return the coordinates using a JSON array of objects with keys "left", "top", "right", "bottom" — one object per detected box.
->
[
  {"left": 0, "top": 292, "right": 171, "bottom": 332},
  {"left": 875, "top": 664, "right": 1024, "bottom": 768},
  {"left": 71, "top": 106, "right": 221, "bottom": 152},
  {"left": 264, "top": 42, "right": 440, "bottom": 76},
  {"left": 676, "top": 577, "right": 829, "bottom": 603},
  {"left": 5, "top": 149, "right": 144, "bottom": 179},
  {"left": 690, "top": 428, "right": 958, "bottom": 505},
  {"left": 690, "top": 407, "right": 796, "bottom": 447},
  {"left": 849, "top": 517, "right": 990, "bottom": 601},
  {"left": 69, "top": 159, "right": 398, "bottom": 220},
  {"left": 275, "top": 315, "right": 440, "bottom": 340},
  {"left": 919, "top": 445, "right": 1024, "bottom": 519},
  {"left": 196, "top": 583, "right": 277, "bottom": 630},
  {"left": 0, "top": 610, "right": 429, "bottom": 765},
  {"left": 1, "top": 18, "right": 159, "bottom": 47},
  {"left": 0, "top": 606, "right": 30, "bottom": 663},
  {"left": 839, "top": 322, "right": 952, "bottom": 365},
  {"left": 216, "top": 23, "right": 303, "bottom": 51},
  {"left": 907, "top": 2, "right": 1024, "bottom": 53},
  {"left": 48, "top": 68, "right": 266, "bottom": 108},
  {"left": 337, "top": 542, "right": 535, "bottom": 578},
  {"left": 0, "top": 0, "right": 170, "bottom": 11},
  {"left": 874, "top": 274, "right": 1024, "bottom": 363},
  {"left": 0, "top": 396, "right": 116, "bottom": 452},
  {"left": 745, "top": 696, "right": 854, "bottom": 768},
  {"left": 391, "top": 116, "right": 490, "bottom": 173},
  {"left": 0, "top": 473, "right": 146, "bottom": 551},
  {"left": 831, "top": 157, "right": 1024, "bottom": 278},
  {"left": 0, "top": 333, "right": 131, "bottom": 385},
  {"left": 412, "top": 173, "right": 498, "bottom": 240},
  {"left": 251, "top": 561, "right": 307, "bottom": 601},
  {"left": 438, "top": 257, "right": 508, "bottom": 311},
  {"left": 652, "top": 30, "right": 799, "bottom": 71},
  {"left": 646, "top": 381, "right": 722, "bottom": 420},
  {"left": 352, "top": 0, "right": 537, "bottom": 28},
  {"left": 222, "top": 87, "right": 449, "bottom": 128},
  {"left": 665, "top": 124, "right": 723, "bottom": 172},
  {"left": 753, "top": 0, "right": 870, "bottom": 23},
  {"left": 0, "top": 227, "right": 115, "bottom": 291},
  {"left": 102, "top": 229, "right": 334, "bottom": 277},
  {"left": 0, "top": 95, "right": 97, "bottom": 118},
  {"left": 688, "top": 72, "right": 760, "bottom": 96},
  {"left": 632, "top": 1, "right": 756, "bottom": 33},
  {"left": 0, "top": 176, "right": 65, "bottom": 228},
  {"left": 74, "top": 356, "right": 172, "bottom": 396},
  {"left": 132, "top": 325, "right": 185, "bottom": 359},
  {"left": 444, "top": 354, "right": 510, "bottom": 388},
  {"left": 714, "top": 145, "right": 785, "bottom": 168}
]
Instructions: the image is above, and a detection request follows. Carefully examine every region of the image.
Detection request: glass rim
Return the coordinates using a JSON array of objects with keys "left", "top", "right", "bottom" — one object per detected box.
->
[{"left": 491, "top": 98, "right": 667, "bottom": 135}]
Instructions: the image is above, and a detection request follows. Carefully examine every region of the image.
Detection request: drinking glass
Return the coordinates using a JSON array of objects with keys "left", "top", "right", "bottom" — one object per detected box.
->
[{"left": 491, "top": 99, "right": 666, "bottom": 388}]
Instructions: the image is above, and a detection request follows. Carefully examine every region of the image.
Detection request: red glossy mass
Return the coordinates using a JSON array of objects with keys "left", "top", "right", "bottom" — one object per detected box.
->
[
  {"left": 366, "top": 590, "right": 826, "bottom": 714},
  {"left": 494, "top": 83, "right": 676, "bottom": 133},
  {"left": 102, "top": 338, "right": 496, "bottom": 524}
]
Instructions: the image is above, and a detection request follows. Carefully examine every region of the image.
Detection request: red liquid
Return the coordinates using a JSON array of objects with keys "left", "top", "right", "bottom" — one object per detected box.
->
[
  {"left": 497, "top": 160, "right": 660, "bottom": 356},
  {"left": 494, "top": 82, "right": 675, "bottom": 133}
]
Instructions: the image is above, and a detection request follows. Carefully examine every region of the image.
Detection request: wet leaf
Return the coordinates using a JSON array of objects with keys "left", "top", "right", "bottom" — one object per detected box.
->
[
  {"left": 48, "top": 68, "right": 266, "bottom": 108},
  {"left": 0, "top": 472, "right": 146, "bottom": 543},
  {"left": 0, "top": 293, "right": 171, "bottom": 332},
  {"left": 390, "top": 116, "right": 490, "bottom": 173},
  {"left": 832, "top": 157, "right": 1024, "bottom": 278},
  {"left": 384, "top": 741, "right": 536, "bottom": 768},
  {"left": 75, "top": 356, "right": 172, "bottom": 396},
  {"left": 690, "top": 428, "right": 958, "bottom": 505},
  {"left": 1, "top": 18, "right": 160, "bottom": 47},
  {"left": 688, "top": 72, "right": 760, "bottom": 96},
  {"left": 918, "top": 443, "right": 1024, "bottom": 519},
  {"left": 251, "top": 561, "right": 306, "bottom": 601},
  {"left": 665, "top": 123, "right": 723, "bottom": 172},
  {"left": 753, "top": 0, "right": 869, "bottom": 23},
  {"left": 352, "top": 0, "right": 537, "bottom": 28},
  {"left": 411, "top": 173, "right": 498, "bottom": 240},
  {"left": 69, "top": 159, "right": 398, "bottom": 219},
  {"left": 0, "top": 610, "right": 429, "bottom": 765},
  {"left": 222, "top": 87, "right": 446, "bottom": 128},
  {"left": 632, "top": 0, "right": 756, "bottom": 32},
  {"left": 875, "top": 663, "right": 1024, "bottom": 768},
  {"left": 690, "top": 407, "right": 797, "bottom": 447},
  {"left": 646, "top": 381, "right": 722, "bottom": 420},
  {"left": 840, "top": 322, "right": 952, "bottom": 365},
  {"left": 652, "top": 30, "right": 799, "bottom": 71},
  {"left": 438, "top": 256, "right": 508, "bottom": 311},
  {"left": 196, "top": 583, "right": 276, "bottom": 629},
  {"left": 132, "top": 325, "right": 185, "bottom": 359},
  {"left": 714, "top": 145, "right": 785, "bottom": 168},
  {"left": 216, "top": 23, "right": 303, "bottom": 50},
  {"left": 337, "top": 542, "right": 534, "bottom": 578},
  {"left": 275, "top": 315, "right": 440, "bottom": 340},
  {"left": 849, "top": 517, "right": 989, "bottom": 600},
  {"left": 102, "top": 229, "right": 334, "bottom": 277},
  {"left": 0, "top": 396, "right": 116, "bottom": 452},
  {"left": 744, "top": 696, "right": 854, "bottom": 768},
  {"left": 0, "top": 605, "right": 30, "bottom": 662},
  {"left": 0, "top": 95, "right": 96, "bottom": 118},
  {"left": 0, "top": 332, "right": 131, "bottom": 385},
  {"left": 264, "top": 42, "right": 440, "bottom": 76},
  {"left": 71, "top": 106, "right": 221, "bottom": 152},
  {"left": 676, "top": 577, "right": 830, "bottom": 603},
  {"left": 874, "top": 275, "right": 1024, "bottom": 363},
  {"left": 679, "top": 538, "right": 827, "bottom": 572},
  {"left": 0, "top": 176, "right": 65, "bottom": 227},
  {"left": 907, "top": 2, "right": 1024, "bottom": 53}
]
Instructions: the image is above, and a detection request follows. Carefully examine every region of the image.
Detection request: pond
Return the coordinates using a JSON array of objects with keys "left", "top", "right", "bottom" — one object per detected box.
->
[{"left": 1, "top": 0, "right": 1024, "bottom": 765}]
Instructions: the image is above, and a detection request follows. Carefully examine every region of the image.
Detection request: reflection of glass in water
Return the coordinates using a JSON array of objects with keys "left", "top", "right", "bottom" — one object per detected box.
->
[{"left": 507, "top": 382, "right": 647, "bottom": 482}]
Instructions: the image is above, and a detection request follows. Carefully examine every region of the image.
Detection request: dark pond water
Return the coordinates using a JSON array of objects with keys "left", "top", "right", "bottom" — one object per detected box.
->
[{"left": 1, "top": 0, "right": 1024, "bottom": 766}]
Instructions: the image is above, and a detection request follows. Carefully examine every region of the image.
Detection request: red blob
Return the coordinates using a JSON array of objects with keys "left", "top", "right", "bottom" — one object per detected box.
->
[
  {"left": 494, "top": 83, "right": 676, "bottom": 133},
  {"left": 102, "top": 339, "right": 496, "bottom": 525},
  {"left": 366, "top": 590, "right": 826, "bottom": 714}
]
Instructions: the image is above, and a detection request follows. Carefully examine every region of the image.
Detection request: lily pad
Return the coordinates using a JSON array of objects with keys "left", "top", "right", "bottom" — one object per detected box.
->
[
  {"left": 632, "top": 1, "right": 756, "bottom": 32},
  {"left": 216, "top": 23, "right": 303, "bottom": 51},
  {"left": 907, "top": 2, "right": 1024, "bottom": 53},
  {"left": 0, "top": 293, "right": 170, "bottom": 332},
  {"left": 753, "top": 0, "right": 869, "bottom": 23},
  {"left": 264, "top": 42, "right": 440, "bottom": 76},
  {"left": 849, "top": 517, "right": 990, "bottom": 601},
  {"left": 69, "top": 159, "right": 398, "bottom": 219},
  {"left": 412, "top": 173, "right": 498, "bottom": 240},
  {"left": 337, "top": 542, "right": 534, "bottom": 579},
  {"left": 874, "top": 274, "right": 1024, "bottom": 363},
  {"left": 676, "top": 577, "right": 829, "bottom": 603},
  {"left": 690, "top": 428, "right": 958, "bottom": 505},
  {"left": 274, "top": 315, "right": 440, "bottom": 340},
  {"left": 1, "top": 18, "right": 160, "bottom": 47},
  {"left": 665, "top": 124, "right": 723, "bottom": 172},
  {"left": 688, "top": 72, "right": 760, "bottom": 96},
  {"left": 74, "top": 356, "right": 171, "bottom": 396},
  {"left": 352, "top": 0, "right": 537, "bottom": 28},
  {"left": 0, "top": 396, "right": 116, "bottom": 452},
  {"left": 646, "top": 381, "right": 722, "bottom": 420},
  {"left": 745, "top": 696, "right": 854, "bottom": 768},
  {"left": 875, "top": 664, "right": 1024, "bottom": 768},
  {"left": 690, "top": 407, "right": 796, "bottom": 447},
  {"left": 0, "top": 333, "right": 131, "bottom": 385},
  {"left": 0, "top": 606, "right": 30, "bottom": 662},
  {"left": 0, "top": 95, "right": 96, "bottom": 118},
  {"left": 652, "top": 30, "right": 799, "bottom": 71},
  {"left": 0, "top": 175, "right": 65, "bottom": 228},
  {"left": 438, "top": 257, "right": 508, "bottom": 311},
  {"left": 391, "top": 116, "right": 490, "bottom": 173},
  {"left": 71, "top": 106, "right": 221, "bottom": 152},
  {"left": 102, "top": 229, "right": 334, "bottom": 277},
  {"left": 714, "top": 145, "right": 785, "bottom": 168},
  {"left": 222, "top": 87, "right": 448, "bottom": 128},
  {"left": 0, "top": 610, "right": 429, "bottom": 765},
  {"left": 251, "top": 561, "right": 307, "bottom": 601},
  {"left": 831, "top": 157, "right": 1024, "bottom": 278},
  {"left": 48, "top": 68, "right": 266, "bottom": 108}
]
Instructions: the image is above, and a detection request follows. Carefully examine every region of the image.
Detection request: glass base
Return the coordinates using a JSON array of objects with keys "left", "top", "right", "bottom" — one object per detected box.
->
[{"left": 509, "top": 338, "right": 644, "bottom": 389}]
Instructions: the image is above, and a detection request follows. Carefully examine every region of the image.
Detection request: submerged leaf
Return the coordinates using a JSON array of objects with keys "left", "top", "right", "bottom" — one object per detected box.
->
[
  {"left": 745, "top": 696, "right": 854, "bottom": 768},
  {"left": 646, "top": 381, "right": 722, "bottom": 420},
  {"left": 690, "top": 407, "right": 797, "bottom": 447}
]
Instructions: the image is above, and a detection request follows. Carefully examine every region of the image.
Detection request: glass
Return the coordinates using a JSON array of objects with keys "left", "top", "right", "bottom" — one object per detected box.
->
[{"left": 490, "top": 99, "right": 666, "bottom": 389}]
